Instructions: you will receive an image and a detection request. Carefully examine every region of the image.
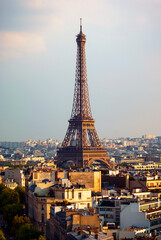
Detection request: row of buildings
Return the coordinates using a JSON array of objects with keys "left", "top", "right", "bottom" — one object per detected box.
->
[
  {"left": 1, "top": 135, "right": 161, "bottom": 165},
  {"left": 1, "top": 137, "right": 161, "bottom": 239},
  {"left": 21, "top": 166, "right": 161, "bottom": 239}
]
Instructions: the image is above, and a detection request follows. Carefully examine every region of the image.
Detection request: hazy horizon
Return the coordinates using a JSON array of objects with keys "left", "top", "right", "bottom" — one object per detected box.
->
[
  {"left": 1, "top": 0, "right": 161, "bottom": 141},
  {"left": 0, "top": 133, "right": 160, "bottom": 143}
]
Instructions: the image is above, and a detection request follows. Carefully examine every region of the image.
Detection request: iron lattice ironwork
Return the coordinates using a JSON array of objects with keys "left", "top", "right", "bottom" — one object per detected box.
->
[{"left": 57, "top": 21, "right": 112, "bottom": 168}]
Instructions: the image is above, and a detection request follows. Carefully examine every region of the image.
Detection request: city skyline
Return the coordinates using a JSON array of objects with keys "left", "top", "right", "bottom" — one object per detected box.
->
[{"left": 1, "top": 0, "right": 161, "bottom": 141}]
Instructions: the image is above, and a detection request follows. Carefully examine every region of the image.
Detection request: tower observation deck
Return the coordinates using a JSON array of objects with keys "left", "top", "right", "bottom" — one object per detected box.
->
[{"left": 57, "top": 20, "right": 112, "bottom": 168}]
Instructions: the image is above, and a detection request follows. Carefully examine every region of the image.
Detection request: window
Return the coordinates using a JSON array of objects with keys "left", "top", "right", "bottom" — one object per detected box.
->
[
  {"left": 99, "top": 213, "right": 104, "bottom": 216},
  {"left": 100, "top": 208, "right": 106, "bottom": 211},
  {"left": 41, "top": 205, "right": 44, "bottom": 210},
  {"left": 106, "top": 214, "right": 113, "bottom": 219},
  {"left": 116, "top": 209, "right": 120, "bottom": 213},
  {"left": 51, "top": 191, "right": 55, "bottom": 198},
  {"left": 78, "top": 193, "right": 81, "bottom": 199},
  {"left": 116, "top": 201, "right": 120, "bottom": 207},
  {"left": 41, "top": 213, "right": 44, "bottom": 223},
  {"left": 72, "top": 190, "right": 74, "bottom": 198},
  {"left": 62, "top": 193, "right": 64, "bottom": 199},
  {"left": 34, "top": 173, "right": 38, "bottom": 179}
]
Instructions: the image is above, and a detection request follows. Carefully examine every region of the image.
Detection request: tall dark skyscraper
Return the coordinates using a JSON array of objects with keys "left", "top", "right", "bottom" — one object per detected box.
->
[{"left": 57, "top": 20, "right": 111, "bottom": 168}]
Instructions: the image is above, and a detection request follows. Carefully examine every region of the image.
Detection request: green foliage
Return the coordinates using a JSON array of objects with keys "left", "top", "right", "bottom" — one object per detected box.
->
[
  {"left": 3, "top": 203, "right": 23, "bottom": 226},
  {"left": 0, "top": 229, "right": 6, "bottom": 240},
  {"left": 0, "top": 183, "right": 6, "bottom": 194},
  {"left": 11, "top": 215, "right": 30, "bottom": 239},
  {"left": 15, "top": 186, "right": 25, "bottom": 204},
  {"left": 17, "top": 224, "right": 42, "bottom": 240},
  {"left": 0, "top": 187, "right": 20, "bottom": 213},
  {"left": 0, "top": 184, "right": 46, "bottom": 240},
  {"left": 38, "top": 235, "right": 46, "bottom": 240},
  {"left": 0, "top": 184, "right": 27, "bottom": 237}
]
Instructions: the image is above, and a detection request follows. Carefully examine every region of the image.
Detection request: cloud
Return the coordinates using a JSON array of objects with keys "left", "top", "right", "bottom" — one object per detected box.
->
[
  {"left": 22, "top": 0, "right": 117, "bottom": 28},
  {"left": 24, "top": 0, "right": 56, "bottom": 9},
  {"left": 0, "top": 32, "right": 46, "bottom": 58},
  {"left": 1, "top": 0, "right": 161, "bottom": 59},
  {"left": 0, "top": 0, "right": 118, "bottom": 60}
]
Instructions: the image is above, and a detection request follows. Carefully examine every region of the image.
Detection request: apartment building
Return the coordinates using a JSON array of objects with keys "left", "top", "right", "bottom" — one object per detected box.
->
[
  {"left": 133, "top": 163, "right": 161, "bottom": 171},
  {"left": 120, "top": 199, "right": 161, "bottom": 234},
  {"left": 57, "top": 170, "right": 102, "bottom": 192},
  {"left": 26, "top": 173, "right": 93, "bottom": 237},
  {"left": 130, "top": 175, "right": 161, "bottom": 191},
  {"left": 97, "top": 197, "right": 134, "bottom": 226},
  {"left": 4, "top": 168, "right": 25, "bottom": 187},
  {"left": 49, "top": 184, "right": 92, "bottom": 209},
  {"left": 49, "top": 207, "right": 100, "bottom": 240}
]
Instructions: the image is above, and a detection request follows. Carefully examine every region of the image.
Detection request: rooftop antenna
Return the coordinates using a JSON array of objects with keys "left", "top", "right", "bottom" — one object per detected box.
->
[{"left": 80, "top": 18, "right": 82, "bottom": 33}]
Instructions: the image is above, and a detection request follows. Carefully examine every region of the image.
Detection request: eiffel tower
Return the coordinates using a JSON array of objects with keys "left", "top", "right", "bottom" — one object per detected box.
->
[{"left": 57, "top": 20, "right": 111, "bottom": 168}]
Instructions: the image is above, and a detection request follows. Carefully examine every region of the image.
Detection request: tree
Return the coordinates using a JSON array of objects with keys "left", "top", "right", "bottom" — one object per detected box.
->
[
  {"left": 3, "top": 203, "right": 23, "bottom": 227},
  {"left": 38, "top": 235, "right": 46, "bottom": 240},
  {"left": 11, "top": 215, "right": 30, "bottom": 239},
  {"left": 0, "top": 188, "right": 20, "bottom": 213},
  {"left": 15, "top": 186, "right": 25, "bottom": 204},
  {"left": 17, "top": 224, "right": 42, "bottom": 240},
  {"left": 0, "top": 229, "right": 6, "bottom": 240},
  {"left": 0, "top": 183, "right": 6, "bottom": 194}
]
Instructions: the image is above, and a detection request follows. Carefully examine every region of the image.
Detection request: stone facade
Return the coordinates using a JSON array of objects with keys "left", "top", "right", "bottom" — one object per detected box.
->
[
  {"left": 50, "top": 185, "right": 93, "bottom": 209},
  {"left": 32, "top": 170, "right": 55, "bottom": 182},
  {"left": 4, "top": 168, "right": 25, "bottom": 187},
  {"left": 69, "top": 171, "right": 101, "bottom": 192},
  {"left": 27, "top": 190, "right": 54, "bottom": 236},
  {"left": 49, "top": 207, "right": 100, "bottom": 240}
]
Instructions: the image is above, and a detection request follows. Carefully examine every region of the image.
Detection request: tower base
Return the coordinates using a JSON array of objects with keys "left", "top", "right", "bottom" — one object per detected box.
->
[{"left": 56, "top": 147, "right": 111, "bottom": 168}]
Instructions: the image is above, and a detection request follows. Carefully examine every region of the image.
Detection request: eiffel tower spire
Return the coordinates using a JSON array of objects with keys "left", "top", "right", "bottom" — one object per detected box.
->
[
  {"left": 57, "top": 21, "right": 111, "bottom": 168},
  {"left": 71, "top": 18, "right": 92, "bottom": 121}
]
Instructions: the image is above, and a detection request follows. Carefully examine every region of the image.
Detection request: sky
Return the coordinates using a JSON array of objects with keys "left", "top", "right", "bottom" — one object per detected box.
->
[{"left": 0, "top": 0, "right": 161, "bottom": 141}]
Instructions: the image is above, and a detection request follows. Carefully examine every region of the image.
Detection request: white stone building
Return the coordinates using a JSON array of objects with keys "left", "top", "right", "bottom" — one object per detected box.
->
[{"left": 120, "top": 199, "right": 161, "bottom": 234}]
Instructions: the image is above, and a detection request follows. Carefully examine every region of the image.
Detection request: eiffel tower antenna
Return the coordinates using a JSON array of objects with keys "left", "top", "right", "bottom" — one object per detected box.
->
[
  {"left": 80, "top": 18, "right": 82, "bottom": 33},
  {"left": 57, "top": 21, "right": 112, "bottom": 168}
]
